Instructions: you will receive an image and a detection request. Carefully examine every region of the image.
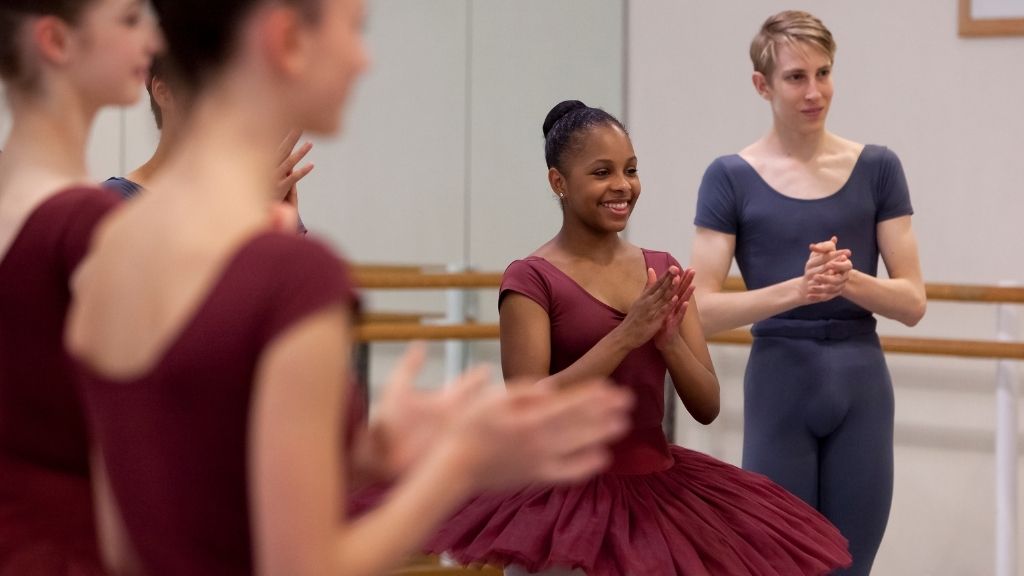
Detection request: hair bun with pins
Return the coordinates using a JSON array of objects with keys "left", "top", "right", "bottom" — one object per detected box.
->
[
  {"left": 542, "top": 100, "right": 588, "bottom": 139},
  {"left": 541, "top": 99, "right": 624, "bottom": 169}
]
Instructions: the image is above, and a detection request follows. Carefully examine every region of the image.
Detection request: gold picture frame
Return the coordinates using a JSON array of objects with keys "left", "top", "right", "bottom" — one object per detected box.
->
[{"left": 959, "top": 0, "right": 1024, "bottom": 36}]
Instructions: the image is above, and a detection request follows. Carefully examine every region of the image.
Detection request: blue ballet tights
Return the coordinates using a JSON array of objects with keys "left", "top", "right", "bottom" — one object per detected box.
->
[{"left": 742, "top": 333, "right": 894, "bottom": 576}]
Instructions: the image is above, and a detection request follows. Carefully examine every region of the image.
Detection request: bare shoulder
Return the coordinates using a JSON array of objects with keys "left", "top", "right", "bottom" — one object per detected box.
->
[
  {"left": 737, "top": 139, "right": 769, "bottom": 166},
  {"left": 828, "top": 134, "right": 865, "bottom": 161},
  {"left": 529, "top": 238, "right": 563, "bottom": 263}
]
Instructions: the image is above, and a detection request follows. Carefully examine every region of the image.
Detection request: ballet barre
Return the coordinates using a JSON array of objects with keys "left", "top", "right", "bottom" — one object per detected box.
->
[
  {"left": 721, "top": 276, "right": 1024, "bottom": 303},
  {"left": 355, "top": 322, "right": 1024, "bottom": 360},
  {"left": 355, "top": 268, "right": 1024, "bottom": 304},
  {"left": 351, "top": 269, "right": 1024, "bottom": 359}
]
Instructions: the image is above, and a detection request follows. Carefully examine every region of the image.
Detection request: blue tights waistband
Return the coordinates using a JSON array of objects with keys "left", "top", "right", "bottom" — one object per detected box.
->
[{"left": 751, "top": 317, "right": 877, "bottom": 341}]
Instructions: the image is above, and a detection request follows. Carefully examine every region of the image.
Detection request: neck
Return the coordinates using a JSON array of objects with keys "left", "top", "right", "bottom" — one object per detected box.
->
[
  {"left": 554, "top": 221, "right": 625, "bottom": 262},
  {"left": 149, "top": 75, "right": 290, "bottom": 225},
  {"left": 127, "top": 125, "right": 181, "bottom": 188},
  {"left": 0, "top": 87, "right": 97, "bottom": 191},
  {"left": 766, "top": 121, "right": 830, "bottom": 162}
]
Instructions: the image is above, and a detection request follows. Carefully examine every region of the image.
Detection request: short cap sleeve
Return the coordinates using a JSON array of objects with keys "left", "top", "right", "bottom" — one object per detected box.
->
[
  {"left": 499, "top": 259, "right": 552, "bottom": 313},
  {"left": 259, "top": 235, "right": 360, "bottom": 344},
  {"left": 874, "top": 147, "right": 914, "bottom": 223},
  {"left": 694, "top": 157, "right": 739, "bottom": 235}
]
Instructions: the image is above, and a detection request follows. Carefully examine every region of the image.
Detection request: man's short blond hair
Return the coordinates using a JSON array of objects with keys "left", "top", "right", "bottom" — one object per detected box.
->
[{"left": 750, "top": 11, "right": 836, "bottom": 79}]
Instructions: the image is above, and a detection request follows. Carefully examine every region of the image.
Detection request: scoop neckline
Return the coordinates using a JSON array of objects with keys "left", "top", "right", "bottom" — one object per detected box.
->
[
  {"left": 73, "top": 230, "right": 284, "bottom": 385},
  {"left": 524, "top": 248, "right": 657, "bottom": 317},
  {"left": 733, "top": 145, "right": 871, "bottom": 203}
]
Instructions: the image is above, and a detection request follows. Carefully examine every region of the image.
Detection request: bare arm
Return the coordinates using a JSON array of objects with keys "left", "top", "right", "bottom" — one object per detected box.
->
[
  {"left": 251, "top": 306, "right": 633, "bottom": 576},
  {"left": 502, "top": 266, "right": 718, "bottom": 424},
  {"left": 499, "top": 268, "right": 680, "bottom": 388},
  {"left": 690, "top": 227, "right": 853, "bottom": 336},
  {"left": 655, "top": 281, "right": 720, "bottom": 425},
  {"left": 690, "top": 227, "right": 800, "bottom": 335},
  {"left": 841, "top": 216, "right": 926, "bottom": 326},
  {"left": 250, "top": 305, "right": 478, "bottom": 576},
  {"left": 499, "top": 294, "right": 628, "bottom": 386}
]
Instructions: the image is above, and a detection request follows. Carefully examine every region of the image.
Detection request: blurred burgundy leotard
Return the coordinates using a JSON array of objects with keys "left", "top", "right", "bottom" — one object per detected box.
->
[
  {"left": 0, "top": 187, "right": 120, "bottom": 575},
  {"left": 76, "top": 231, "right": 362, "bottom": 576}
]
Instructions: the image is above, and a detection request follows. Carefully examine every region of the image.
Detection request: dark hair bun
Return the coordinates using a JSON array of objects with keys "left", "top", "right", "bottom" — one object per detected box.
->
[
  {"left": 542, "top": 99, "right": 624, "bottom": 169},
  {"left": 542, "top": 100, "right": 588, "bottom": 138}
]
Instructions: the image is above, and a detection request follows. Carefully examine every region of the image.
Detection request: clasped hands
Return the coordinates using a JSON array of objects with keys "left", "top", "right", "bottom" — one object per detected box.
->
[
  {"left": 618, "top": 265, "right": 696, "bottom": 351},
  {"left": 801, "top": 235, "right": 853, "bottom": 303}
]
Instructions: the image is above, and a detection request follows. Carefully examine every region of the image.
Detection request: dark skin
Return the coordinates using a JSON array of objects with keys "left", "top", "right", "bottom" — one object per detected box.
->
[{"left": 500, "top": 123, "right": 720, "bottom": 425}]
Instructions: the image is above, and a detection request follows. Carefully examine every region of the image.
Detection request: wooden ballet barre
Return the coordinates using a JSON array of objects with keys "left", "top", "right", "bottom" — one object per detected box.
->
[
  {"left": 353, "top": 267, "right": 1024, "bottom": 304},
  {"left": 354, "top": 270, "right": 504, "bottom": 290},
  {"left": 357, "top": 322, "right": 499, "bottom": 341},
  {"left": 878, "top": 336, "right": 1024, "bottom": 359},
  {"left": 710, "top": 329, "right": 1024, "bottom": 360},
  {"left": 920, "top": 282, "right": 1024, "bottom": 304},
  {"left": 362, "top": 311, "right": 444, "bottom": 324},
  {"left": 355, "top": 322, "right": 1024, "bottom": 360},
  {"left": 355, "top": 263, "right": 446, "bottom": 274},
  {"left": 723, "top": 277, "right": 1024, "bottom": 303}
]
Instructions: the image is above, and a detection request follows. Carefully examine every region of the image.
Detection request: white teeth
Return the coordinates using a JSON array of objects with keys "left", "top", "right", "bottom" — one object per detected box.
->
[{"left": 603, "top": 201, "right": 628, "bottom": 209}]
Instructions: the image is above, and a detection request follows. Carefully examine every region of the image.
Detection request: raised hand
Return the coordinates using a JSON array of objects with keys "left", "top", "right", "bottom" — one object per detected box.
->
[
  {"left": 617, "top": 266, "right": 682, "bottom": 349},
  {"left": 362, "top": 344, "right": 634, "bottom": 490},
  {"left": 446, "top": 378, "right": 634, "bottom": 490},
  {"left": 654, "top": 267, "right": 696, "bottom": 350},
  {"left": 274, "top": 129, "right": 314, "bottom": 206},
  {"left": 801, "top": 236, "right": 853, "bottom": 303},
  {"left": 360, "top": 343, "right": 492, "bottom": 480}
]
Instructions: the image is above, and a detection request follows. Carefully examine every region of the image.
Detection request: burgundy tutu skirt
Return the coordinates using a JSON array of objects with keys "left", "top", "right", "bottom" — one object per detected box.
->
[
  {"left": 0, "top": 456, "right": 104, "bottom": 576},
  {"left": 426, "top": 444, "right": 851, "bottom": 576}
]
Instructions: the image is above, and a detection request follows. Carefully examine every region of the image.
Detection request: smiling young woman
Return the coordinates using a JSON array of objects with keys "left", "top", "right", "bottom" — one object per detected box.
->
[{"left": 425, "top": 99, "right": 852, "bottom": 576}]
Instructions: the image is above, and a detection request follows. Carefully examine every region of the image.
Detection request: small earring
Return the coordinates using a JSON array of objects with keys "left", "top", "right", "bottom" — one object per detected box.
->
[{"left": 558, "top": 193, "right": 565, "bottom": 198}]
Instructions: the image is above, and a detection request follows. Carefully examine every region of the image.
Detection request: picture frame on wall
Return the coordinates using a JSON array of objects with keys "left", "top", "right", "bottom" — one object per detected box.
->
[{"left": 959, "top": 0, "right": 1024, "bottom": 36}]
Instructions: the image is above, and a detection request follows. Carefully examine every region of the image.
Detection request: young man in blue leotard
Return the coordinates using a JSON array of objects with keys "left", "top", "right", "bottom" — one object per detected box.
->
[{"left": 691, "top": 11, "right": 926, "bottom": 576}]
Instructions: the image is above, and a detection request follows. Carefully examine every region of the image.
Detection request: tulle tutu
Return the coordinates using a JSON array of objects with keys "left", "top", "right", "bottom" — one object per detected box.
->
[{"left": 426, "top": 445, "right": 851, "bottom": 576}]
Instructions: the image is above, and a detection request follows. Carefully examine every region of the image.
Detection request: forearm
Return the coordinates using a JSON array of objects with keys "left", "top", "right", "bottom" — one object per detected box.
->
[
  {"left": 332, "top": 442, "right": 476, "bottom": 576},
  {"left": 662, "top": 342, "right": 720, "bottom": 425},
  {"left": 696, "top": 278, "right": 803, "bottom": 336},
  {"left": 842, "top": 270, "right": 926, "bottom": 326},
  {"left": 539, "top": 327, "right": 637, "bottom": 389}
]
